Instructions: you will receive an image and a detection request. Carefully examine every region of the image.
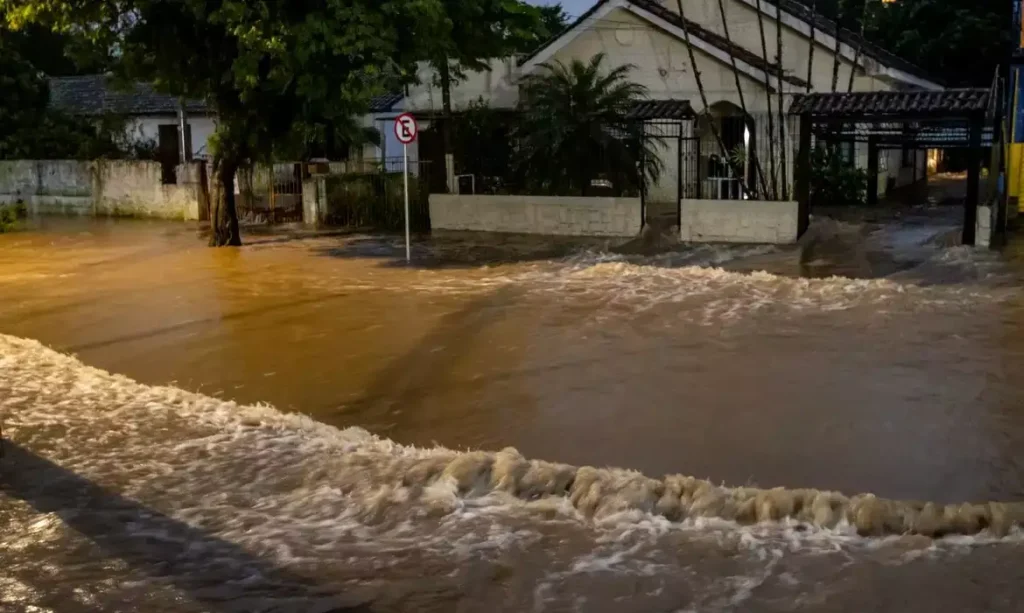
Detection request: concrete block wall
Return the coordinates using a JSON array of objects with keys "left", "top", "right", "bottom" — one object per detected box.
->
[
  {"left": 0, "top": 160, "right": 200, "bottom": 220},
  {"left": 679, "top": 198, "right": 800, "bottom": 244},
  {"left": 976, "top": 204, "right": 993, "bottom": 248},
  {"left": 429, "top": 194, "right": 642, "bottom": 237}
]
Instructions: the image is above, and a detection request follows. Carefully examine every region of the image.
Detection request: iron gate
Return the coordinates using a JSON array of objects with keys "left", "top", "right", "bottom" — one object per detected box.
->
[{"left": 641, "top": 120, "right": 700, "bottom": 228}]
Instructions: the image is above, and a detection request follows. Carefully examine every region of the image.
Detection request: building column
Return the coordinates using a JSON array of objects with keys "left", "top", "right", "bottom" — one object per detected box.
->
[{"left": 963, "top": 113, "right": 983, "bottom": 246}]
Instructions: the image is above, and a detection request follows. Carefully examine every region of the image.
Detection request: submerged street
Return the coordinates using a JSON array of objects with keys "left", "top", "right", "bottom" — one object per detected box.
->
[{"left": 4, "top": 213, "right": 1024, "bottom": 611}]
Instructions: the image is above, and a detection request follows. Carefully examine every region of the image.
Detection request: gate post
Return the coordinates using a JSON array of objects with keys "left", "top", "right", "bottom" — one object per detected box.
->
[
  {"left": 795, "top": 112, "right": 812, "bottom": 237},
  {"left": 867, "top": 136, "right": 879, "bottom": 205}
]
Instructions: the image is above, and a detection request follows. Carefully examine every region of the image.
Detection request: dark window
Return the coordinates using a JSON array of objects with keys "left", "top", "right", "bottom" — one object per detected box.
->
[{"left": 157, "top": 125, "right": 180, "bottom": 184}]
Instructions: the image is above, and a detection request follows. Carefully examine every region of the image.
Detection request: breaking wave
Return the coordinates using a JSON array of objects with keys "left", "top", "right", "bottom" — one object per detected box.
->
[{"left": 2, "top": 333, "right": 1022, "bottom": 542}]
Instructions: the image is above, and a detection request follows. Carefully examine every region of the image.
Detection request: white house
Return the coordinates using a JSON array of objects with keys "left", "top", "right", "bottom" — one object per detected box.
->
[
  {"left": 380, "top": 0, "right": 941, "bottom": 203},
  {"left": 48, "top": 75, "right": 217, "bottom": 162}
]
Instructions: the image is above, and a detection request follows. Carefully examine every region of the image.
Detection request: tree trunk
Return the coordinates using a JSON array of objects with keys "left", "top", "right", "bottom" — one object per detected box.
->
[
  {"left": 775, "top": 2, "right": 789, "bottom": 201},
  {"left": 197, "top": 161, "right": 211, "bottom": 222},
  {"left": 806, "top": 0, "right": 817, "bottom": 93},
  {"left": 830, "top": 3, "right": 844, "bottom": 92},
  {"left": 847, "top": 0, "right": 871, "bottom": 92},
  {"left": 440, "top": 58, "right": 455, "bottom": 193},
  {"left": 675, "top": 0, "right": 754, "bottom": 200},
  {"left": 718, "top": 0, "right": 768, "bottom": 199},
  {"left": 209, "top": 157, "right": 241, "bottom": 247},
  {"left": 754, "top": 0, "right": 778, "bottom": 199}
]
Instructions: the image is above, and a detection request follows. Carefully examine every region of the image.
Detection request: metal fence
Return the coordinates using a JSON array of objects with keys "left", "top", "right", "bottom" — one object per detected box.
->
[
  {"left": 322, "top": 159, "right": 431, "bottom": 232},
  {"left": 446, "top": 115, "right": 655, "bottom": 198},
  {"left": 237, "top": 162, "right": 304, "bottom": 223}
]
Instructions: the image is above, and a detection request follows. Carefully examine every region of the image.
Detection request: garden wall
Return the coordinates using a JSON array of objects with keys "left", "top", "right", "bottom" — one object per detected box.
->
[
  {"left": 0, "top": 160, "right": 200, "bottom": 220},
  {"left": 679, "top": 198, "right": 800, "bottom": 244},
  {"left": 429, "top": 194, "right": 642, "bottom": 237}
]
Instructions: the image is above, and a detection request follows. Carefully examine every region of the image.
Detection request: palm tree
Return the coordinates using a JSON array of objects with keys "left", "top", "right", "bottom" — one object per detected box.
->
[{"left": 513, "top": 53, "right": 663, "bottom": 197}]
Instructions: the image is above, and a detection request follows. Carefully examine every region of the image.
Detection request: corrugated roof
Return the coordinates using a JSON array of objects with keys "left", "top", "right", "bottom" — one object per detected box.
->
[
  {"left": 625, "top": 99, "right": 694, "bottom": 119},
  {"left": 48, "top": 75, "right": 208, "bottom": 116},
  {"left": 788, "top": 89, "right": 989, "bottom": 117}
]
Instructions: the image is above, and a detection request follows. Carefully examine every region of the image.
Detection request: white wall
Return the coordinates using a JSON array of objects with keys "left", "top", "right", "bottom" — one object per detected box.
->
[
  {"left": 679, "top": 198, "right": 800, "bottom": 243},
  {"left": 399, "top": 59, "right": 520, "bottom": 113},
  {"left": 541, "top": 7, "right": 773, "bottom": 112},
  {"left": 653, "top": 0, "right": 937, "bottom": 91},
  {"left": 127, "top": 115, "right": 217, "bottom": 158},
  {"left": 0, "top": 160, "right": 200, "bottom": 220},
  {"left": 430, "top": 194, "right": 642, "bottom": 237}
]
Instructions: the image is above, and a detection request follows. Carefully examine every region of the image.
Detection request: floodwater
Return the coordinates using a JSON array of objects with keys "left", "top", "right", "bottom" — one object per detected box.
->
[{"left": 3, "top": 211, "right": 1024, "bottom": 611}]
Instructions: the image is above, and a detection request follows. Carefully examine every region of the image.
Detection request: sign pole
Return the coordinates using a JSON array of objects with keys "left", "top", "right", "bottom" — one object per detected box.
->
[
  {"left": 394, "top": 112, "right": 417, "bottom": 264},
  {"left": 403, "top": 142, "right": 410, "bottom": 263}
]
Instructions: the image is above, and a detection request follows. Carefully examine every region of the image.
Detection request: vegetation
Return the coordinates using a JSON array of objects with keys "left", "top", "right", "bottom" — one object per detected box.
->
[
  {"left": 324, "top": 170, "right": 430, "bottom": 232},
  {"left": 0, "top": 202, "right": 26, "bottom": 233},
  {"left": 428, "top": 0, "right": 565, "bottom": 191},
  {"left": 806, "top": 0, "right": 1009, "bottom": 88},
  {"left": 451, "top": 99, "right": 516, "bottom": 193},
  {"left": 809, "top": 146, "right": 868, "bottom": 207},
  {"left": 513, "top": 53, "right": 661, "bottom": 197},
  {"left": 4, "top": 0, "right": 448, "bottom": 246},
  {"left": 0, "top": 17, "right": 149, "bottom": 160}
]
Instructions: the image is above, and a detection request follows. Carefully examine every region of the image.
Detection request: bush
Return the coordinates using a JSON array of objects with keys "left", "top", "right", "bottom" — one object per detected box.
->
[
  {"left": 323, "top": 171, "right": 429, "bottom": 231},
  {"left": 809, "top": 146, "right": 868, "bottom": 207},
  {"left": 0, "top": 202, "right": 26, "bottom": 233}
]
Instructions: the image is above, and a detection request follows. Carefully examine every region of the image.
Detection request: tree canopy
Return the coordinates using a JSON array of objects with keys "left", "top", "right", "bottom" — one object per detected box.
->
[
  {"left": 3, "top": 0, "right": 449, "bottom": 244},
  {"left": 798, "top": 0, "right": 1010, "bottom": 88},
  {"left": 0, "top": 13, "right": 137, "bottom": 160}
]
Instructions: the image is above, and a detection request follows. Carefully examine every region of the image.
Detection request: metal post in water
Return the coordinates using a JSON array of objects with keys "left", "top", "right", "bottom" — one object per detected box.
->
[{"left": 403, "top": 142, "right": 411, "bottom": 263}]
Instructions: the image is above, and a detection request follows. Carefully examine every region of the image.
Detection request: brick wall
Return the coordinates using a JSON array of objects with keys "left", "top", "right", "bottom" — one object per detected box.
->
[
  {"left": 679, "top": 198, "right": 800, "bottom": 244},
  {"left": 429, "top": 194, "right": 642, "bottom": 237}
]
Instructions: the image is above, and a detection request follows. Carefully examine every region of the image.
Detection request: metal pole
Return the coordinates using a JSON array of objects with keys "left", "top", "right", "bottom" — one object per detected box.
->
[
  {"left": 403, "top": 142, "right": 411, "bottom": 263},
  {"left": 178, "top": 100, "right": 189, "bottom": 163}
]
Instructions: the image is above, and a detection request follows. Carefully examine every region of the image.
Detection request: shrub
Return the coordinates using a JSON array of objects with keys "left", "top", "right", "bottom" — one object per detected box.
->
[
  {"left": 809, "top": 146, "right": 868, "bottom": 207},
  {"left": 323, "top": 171, "right": 429, "bottom": 231},
  {"left": 0, "top": 202, "right": 26, "bottom": 233}
]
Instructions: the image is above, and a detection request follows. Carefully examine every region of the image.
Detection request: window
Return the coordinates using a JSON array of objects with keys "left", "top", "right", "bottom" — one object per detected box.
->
[{"left": 839, "top": 141, "right": 854, "bottom": 165}]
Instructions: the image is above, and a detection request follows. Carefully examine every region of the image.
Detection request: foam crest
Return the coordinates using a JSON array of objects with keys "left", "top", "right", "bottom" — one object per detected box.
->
[{"left": 3, "top": 333, "right": 1023, "bottom": 543}]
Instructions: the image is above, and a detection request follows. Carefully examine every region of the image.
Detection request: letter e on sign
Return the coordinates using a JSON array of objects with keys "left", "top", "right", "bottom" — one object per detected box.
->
[{"left": 394, "top": 113, "right": 418, "bottom": 145}]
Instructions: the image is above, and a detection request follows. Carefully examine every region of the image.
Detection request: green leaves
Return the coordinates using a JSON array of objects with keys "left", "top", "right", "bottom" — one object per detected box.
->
[
  {"left": 6, "top": 0, "right": 450, "bottom": 163},
  {"left": 860, "top": 0, "right": 1008, "bottom": 87},
  {"left": 514, "top": 53, "right": 660, "bottom": 196}
]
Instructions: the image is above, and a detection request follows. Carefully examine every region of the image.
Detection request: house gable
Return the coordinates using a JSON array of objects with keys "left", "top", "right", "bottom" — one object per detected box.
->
[
  {"left": 520, "top": 0, "right": 807, "bottom": 103},
  {"left": 526, "top": 5, "right": 784, "bottom": 113},
  {"left": 649, "top": 0, "right": 940, "bottom": 91}
]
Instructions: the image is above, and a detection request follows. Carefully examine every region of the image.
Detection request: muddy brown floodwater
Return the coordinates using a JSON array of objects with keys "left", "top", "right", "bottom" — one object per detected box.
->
[{"left": 4, "top": 216, "right": 1024, "bottom": 612}]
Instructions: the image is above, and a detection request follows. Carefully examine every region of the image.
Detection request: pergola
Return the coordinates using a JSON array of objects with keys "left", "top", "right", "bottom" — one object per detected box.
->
[{"left": 789, "top": 88, "right": 995, "bottom": 245}]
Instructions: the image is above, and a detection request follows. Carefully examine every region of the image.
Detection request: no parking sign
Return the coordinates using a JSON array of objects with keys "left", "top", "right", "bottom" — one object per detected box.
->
[{"left": 394, "top": 113, "right": 418, "bottom": 263}]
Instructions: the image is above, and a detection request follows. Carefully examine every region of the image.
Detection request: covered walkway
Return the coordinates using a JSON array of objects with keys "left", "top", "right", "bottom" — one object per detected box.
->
[{"left": 789, "top": 88, "right": 1000, "bottom": 245}]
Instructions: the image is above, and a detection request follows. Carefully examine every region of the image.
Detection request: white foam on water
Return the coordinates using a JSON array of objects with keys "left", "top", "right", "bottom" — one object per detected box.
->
[
  {"left": 4, "top": 331, "right": 1024, "bottom": 613},
  {"left": 394, "top": 245, "right": 1015, "bottom": 328}
]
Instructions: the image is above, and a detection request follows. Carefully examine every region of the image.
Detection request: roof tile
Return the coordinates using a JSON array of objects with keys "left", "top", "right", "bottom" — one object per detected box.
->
[
  {"left": 788, "top": 89, "right": 989, "bottom": 117},
  {"left": 48, "top": 75, "right": 208, "bottom": 116},
  {"left": 625, "top": 99, "right": 694, "bottom": 120}
]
